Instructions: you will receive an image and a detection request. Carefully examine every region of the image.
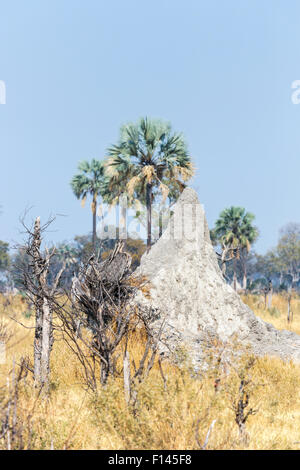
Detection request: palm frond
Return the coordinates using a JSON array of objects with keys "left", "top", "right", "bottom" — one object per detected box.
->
[{"left": 127, "top": 175, "right": 141, "bottom": 197}]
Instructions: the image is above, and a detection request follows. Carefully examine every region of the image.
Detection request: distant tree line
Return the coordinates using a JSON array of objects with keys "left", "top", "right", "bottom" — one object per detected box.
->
[
  {"left": 0, "top": 230, "right": 147, "bottom": 293},
  {"left": 1, "top": 217, "right": 298, "bottom": 295}
]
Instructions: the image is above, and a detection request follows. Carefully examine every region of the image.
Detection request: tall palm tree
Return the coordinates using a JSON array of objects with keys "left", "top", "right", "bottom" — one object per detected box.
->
[
  {"left": 101, "top": 157, "right": 136, "bottom": 240},
  {"left": 213, "top": 206, "right": 258, "bottom": 290},
  {"left": 71, "top": 159, "right": 105, "bottom": 251},
  {"left": 105, "top": 117, "right": 194, "bottom": 251}
]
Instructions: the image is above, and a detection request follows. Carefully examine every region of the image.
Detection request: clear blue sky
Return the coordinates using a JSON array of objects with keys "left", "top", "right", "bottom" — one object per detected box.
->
[{"left": 0, "top": 0, "right": 299, "bottom": 253}]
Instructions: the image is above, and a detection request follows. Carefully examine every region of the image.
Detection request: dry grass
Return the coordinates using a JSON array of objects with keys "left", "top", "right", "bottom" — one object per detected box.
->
[
  {"left": 1, "top": 293, "right": 300, "bottom": 450},
  {"left": 241, "top": 292, "right": 300, "bottom": 334}
]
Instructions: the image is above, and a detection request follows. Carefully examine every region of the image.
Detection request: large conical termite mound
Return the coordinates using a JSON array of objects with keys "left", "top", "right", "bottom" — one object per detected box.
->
[{"left": 134, "top": 188, "right": 300, "bottom": 366}]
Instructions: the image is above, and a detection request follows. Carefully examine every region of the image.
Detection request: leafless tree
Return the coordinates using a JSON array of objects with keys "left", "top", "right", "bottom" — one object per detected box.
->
[
  {"left": 17, "top": 216, "right": 65, "bottom": 392},
  {"left": 54, "top": 241, "right": 164, "bottom": 398},
  {"left": 227, "top": 357, "right": 258, "bottom": 445},
  {"left": 283, "top": 288, "right": 295, "bottom": 324},
  {"left": 54, "top": 242, "right": 152, "bottom": 390},
  {"left": 262, "top": 286, "right": 268, "bottom": 309}
]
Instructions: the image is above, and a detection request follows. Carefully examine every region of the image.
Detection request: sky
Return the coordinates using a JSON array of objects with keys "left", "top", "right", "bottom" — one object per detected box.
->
[{"left": 0, "top": 0, "right": 299, "bottom": 253}]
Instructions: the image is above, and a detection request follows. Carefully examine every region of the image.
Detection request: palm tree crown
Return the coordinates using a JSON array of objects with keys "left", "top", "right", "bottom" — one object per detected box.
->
[
  {"left": 214, "top": 207, "right": 257, "bottom": 249},
  {"left": 213, "top": 206, "right": 258, "bottom": 290},
  {"left": 105, "top": 117, "right": 194, "bottom": 250},
  {"left": 71, "top": 159, "right": 105, "bottom": 250}
]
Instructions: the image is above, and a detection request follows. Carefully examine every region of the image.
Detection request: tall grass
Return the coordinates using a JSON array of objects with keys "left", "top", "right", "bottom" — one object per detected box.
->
[
  {"left": 241, "top": 292, "right": 300, "bottom": 334},
  {"left": 1, "top": 293, "right": 300, "bottom": 450}
]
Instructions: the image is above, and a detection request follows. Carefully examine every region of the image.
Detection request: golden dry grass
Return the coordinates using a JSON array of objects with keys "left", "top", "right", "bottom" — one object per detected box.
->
[
  {"left": 241, "top": 292, "right": 300, "bottom": 334},
  {"left": 1, "top": 292, "right": 300, "bottom": 450}
]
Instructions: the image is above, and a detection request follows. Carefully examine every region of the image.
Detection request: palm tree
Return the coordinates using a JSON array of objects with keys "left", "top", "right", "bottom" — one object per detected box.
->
[
  {"left": 213, "top": 207, "right": 258, "bottom": 291},
  {"left": 71, "top": 159, "right": 106, "bottom": 251},
  {"left": 134, "top": 179, "right": 186, "bottom": 240},
  {"left": 101, "top": 159, "right": 136, "bottom": 240},
  {"left": 105, "top": 117, "right": 194, "bottom": 251}
]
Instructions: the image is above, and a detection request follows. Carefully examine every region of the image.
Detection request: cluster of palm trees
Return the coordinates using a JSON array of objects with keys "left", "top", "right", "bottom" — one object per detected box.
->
[
  {"left": 71, "top": 116, "right": 259, "bottom": 289},
  {"left": 71, "top": 117, "right": 194, "bottom": 252}
]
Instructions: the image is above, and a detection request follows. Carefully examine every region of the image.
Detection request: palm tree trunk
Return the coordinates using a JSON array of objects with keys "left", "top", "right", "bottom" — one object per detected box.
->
[
  {"left": 120, "top": 195, "right": 127, "bottom": 240},
  {"left": 222, "top": 261, "right": 226, "bottom": 276},
  {"left": 146, "top": 183, "right": 152, "bottom": 252},
  {"left": 159, "top": 210, "right": 163, "bottom": 238},
  {"left": 92, "top": 193, "right": 97, "bottom": 251},
  {"left": 233, "top": 258, "right": 237, "bottom": 291},
  {"left": 241, "top": 250, "right": 247, "bottom": 290}
]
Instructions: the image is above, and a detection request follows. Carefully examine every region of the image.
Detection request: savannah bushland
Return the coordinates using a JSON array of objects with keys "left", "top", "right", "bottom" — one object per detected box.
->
[{"left": 0, "top": 292, "right": 300, "bottom": 450}]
